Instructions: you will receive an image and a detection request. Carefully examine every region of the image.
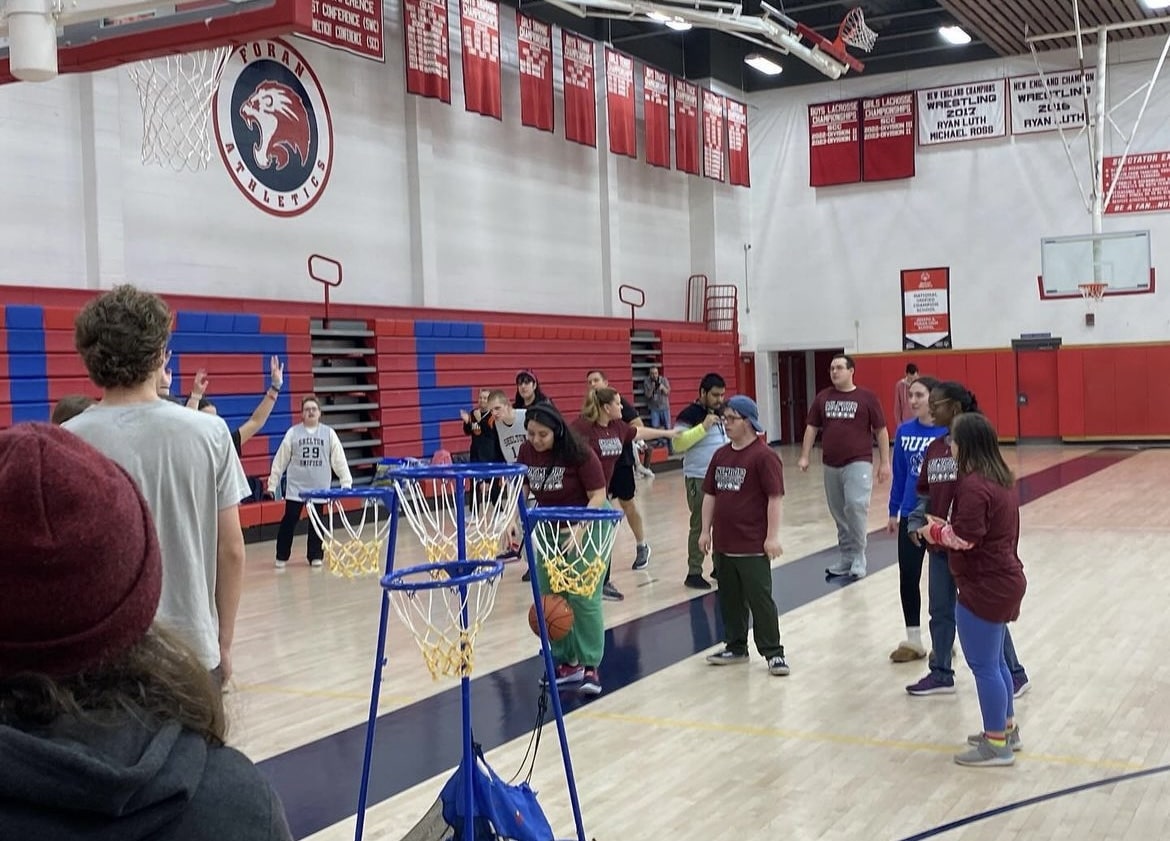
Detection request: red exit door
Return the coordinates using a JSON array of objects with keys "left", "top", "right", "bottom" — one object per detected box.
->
[
  {"left": 1015, "top": 348, "right": 1060, "bottom": 440},
  {"left": 737, "top": 353, "right": 756, "bottom": 400}
]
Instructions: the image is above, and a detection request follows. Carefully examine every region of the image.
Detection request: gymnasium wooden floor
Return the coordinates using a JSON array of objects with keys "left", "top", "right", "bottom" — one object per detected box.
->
[{"left": 225, "top": 444, "right": 1170, "bottom": 841}]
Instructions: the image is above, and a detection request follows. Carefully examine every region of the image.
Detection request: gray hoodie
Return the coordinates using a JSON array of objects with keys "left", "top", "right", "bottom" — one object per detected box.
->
[{"left": 0, "top": 714, "right": 292, "bottom": 840}]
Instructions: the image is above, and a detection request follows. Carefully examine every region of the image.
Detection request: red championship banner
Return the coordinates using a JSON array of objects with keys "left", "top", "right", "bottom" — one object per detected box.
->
[
  {"left": 901, "top": 267, "right": 952, "bottom": 350},
  {"left": 1104, "top": 152, "right": 1170, "bottom": 214},
  {"left": 643, "top": 66, "right": 670, "bottom": 168},
  {"left": 808, "top": 99, "right": 860, "bottom": 187},
  {"left": 516, "top": 12, "right": 553, "bottom": 131},
  {"left": 605, "top": 49, "right": 636, "bottom": 157},
  {"left": 701, "top": 88, "right": 724, "bottom": 182},
  {"left": 403, "top": 0, "right": 450, "bottom": 102},
  {"left": 460, "top": 0, "right": 500, "bottom": 118},
  {"left": 674, "top": 77, "right": 699, "bottom": 174},
  {"left": 862, "top": 92, "right": 914, "bottom": 181},
  {"left": 562, "top": 32, "right": 596, "bottom": 147},
  {"left": 304, "top": 0, "right": 385, "bottom": 60},
  {"left": 726, "top": 97, "right": 749, "bottom": 187}
]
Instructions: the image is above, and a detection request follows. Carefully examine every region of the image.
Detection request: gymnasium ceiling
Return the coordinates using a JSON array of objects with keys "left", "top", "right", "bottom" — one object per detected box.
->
[{"left": 509, "top": 0, "right": 1170, "bottom": 92}]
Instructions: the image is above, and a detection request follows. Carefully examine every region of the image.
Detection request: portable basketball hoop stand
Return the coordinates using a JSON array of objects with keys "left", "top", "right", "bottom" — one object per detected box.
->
[{"left": 324, "top": 460, "right": 595, "bottom": 841}]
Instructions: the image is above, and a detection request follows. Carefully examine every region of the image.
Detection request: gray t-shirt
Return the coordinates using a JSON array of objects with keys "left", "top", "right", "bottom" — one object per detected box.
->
[
  {"left": 495, "top": 409, "right": 527, "bottom": 463},
  {"left": 65, "top": 400, "right": 251, "bottom": 670}
]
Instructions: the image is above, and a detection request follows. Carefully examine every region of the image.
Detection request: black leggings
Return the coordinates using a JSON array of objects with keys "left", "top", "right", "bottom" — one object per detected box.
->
[
  {"left": 897, "top": 518, "right": 928, "bottom": 628},
  {"left": 276, "top": 499, "right": 323, "bottom": 562}
]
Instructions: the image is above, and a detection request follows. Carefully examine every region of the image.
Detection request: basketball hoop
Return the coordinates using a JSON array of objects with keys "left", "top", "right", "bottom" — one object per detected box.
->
[
  {"left": 383, "top": 560, "right": 504, "bottom": 679},
  {"left": 387, "top": 461, "right": 527, "bottom": 564},
  {"left": 525, "top": 507, "right": 623, "bottom": 596},
  {"left": 835, "top": 6, "right": 877, "bottom": 54},
  {"left": 1078, "top": 282, "right": 1109, "bottom": 305},
  {"left": 304, "top": 487, "right": 397, "bottom": 579},
  {"left": 127, "top": 47, "right": 232, "bottom": 172}
]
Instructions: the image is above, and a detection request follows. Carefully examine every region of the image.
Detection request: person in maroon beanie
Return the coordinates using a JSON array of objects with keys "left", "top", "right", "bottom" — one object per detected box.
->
[
  {"left": 0, "top": 424, "right": 292, "bottom": 840},
  {"left": 918, "top": 413, "right": 1027, "bottom": 767}
]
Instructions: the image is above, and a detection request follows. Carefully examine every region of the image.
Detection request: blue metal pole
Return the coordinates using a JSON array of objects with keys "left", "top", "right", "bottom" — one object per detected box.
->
[
  {"left": 454, "top": 477, "right": 475, "bottom": 841},
  {"left": 519, "top": 499, "right": 589, "bottom": 841},
  {"left": 354, "top": 488, "right": 400, "bottom": 841}
]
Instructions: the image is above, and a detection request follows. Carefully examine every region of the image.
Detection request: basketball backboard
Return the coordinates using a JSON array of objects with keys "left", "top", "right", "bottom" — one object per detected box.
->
[
  {"left": 1037, "top": 230, "right": 1156, "bottom": 300},
  {"left": 0, "top": 0, "right": 311, "bottom": 83}
]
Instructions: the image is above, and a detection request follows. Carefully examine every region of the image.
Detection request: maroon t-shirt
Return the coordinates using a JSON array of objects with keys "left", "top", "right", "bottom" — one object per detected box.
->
[
  {"left": 570, "top": 416, "right": 635, "bottom": 486},
  {"left": 947, "top": 472, "right": 1027, "bottom": 623},
  {"left": 517, "top": 442, "right": 606, "bottom": 507},
  {"left": 702, "top": 438, "right": 785, "bottom": 555},
  {"left": 916, "top": 434, "right": 956, "bottom": 517},
  {"left": 806, "top": 386, "right": 886, "bottom": 467}
]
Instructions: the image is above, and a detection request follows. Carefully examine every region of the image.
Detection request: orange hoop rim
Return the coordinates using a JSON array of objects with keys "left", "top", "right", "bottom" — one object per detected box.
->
[{"left": 1077, "top": 282, "right": 1109, "bottom": 301}]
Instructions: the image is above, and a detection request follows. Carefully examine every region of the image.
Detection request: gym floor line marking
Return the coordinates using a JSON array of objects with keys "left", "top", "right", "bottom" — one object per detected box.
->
[
  {"left": 576, "top": 709, "right": 1145, "bottom": 772},
  {"left": 234, "top": 682, "right": 413, "bottom": 703},
  {"left": 896, "top": 762, "right": 1170, "bottom": 840}
]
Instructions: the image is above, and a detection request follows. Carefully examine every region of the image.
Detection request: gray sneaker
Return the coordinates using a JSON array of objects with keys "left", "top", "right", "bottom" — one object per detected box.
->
[
  {"left": 967, "top": 725, "right": 1022, "bottom": 752},
  {"left": 706, "top": 649, "right": 749, "bottom": 665},
  {"left": 825, "top": 562, "right": 852, "bottom": 577},
  {"left": 954, "top": 735, "right": 1015, "bottom": 767},
  {"left": 602, "top": 581, "right": 624, "bottom": 601},
  {"left": 632, "top": 543, "right": 651, "bottom": 570},
  {"left": 848, "top": 560, "right": 867, "bottom": 579}
]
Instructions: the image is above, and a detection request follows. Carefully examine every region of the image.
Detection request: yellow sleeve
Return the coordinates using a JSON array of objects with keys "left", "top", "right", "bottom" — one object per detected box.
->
[{"left": 672, "top": 423, "right": 709, "bottom": 453}]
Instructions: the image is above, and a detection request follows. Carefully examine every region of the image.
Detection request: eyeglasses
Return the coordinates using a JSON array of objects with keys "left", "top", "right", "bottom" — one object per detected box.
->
[{"left": 723, "top": 413, "right": 744, "bottom": 422}]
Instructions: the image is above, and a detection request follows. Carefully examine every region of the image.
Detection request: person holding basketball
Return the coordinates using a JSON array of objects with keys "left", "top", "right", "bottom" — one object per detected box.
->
[
  {"left": 517, "top": 404, "right": 608, "bottom": 695},
  {"left": 267, "top": 395, "right": 353, "bottom": 569},
  {"left": 905, "top": 382, "right": 1031, "bottom": 697},
  {"left": 917, "top": 412, "right": 1027, "bottom": 767},
  {"left": 886, "top": 375, "right": 943, "bottom": 663}
]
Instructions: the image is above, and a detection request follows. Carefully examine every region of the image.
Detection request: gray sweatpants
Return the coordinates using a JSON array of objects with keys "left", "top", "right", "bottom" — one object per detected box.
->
[{"left": 823, "top": 461, "right": 874, "bottom": 574}]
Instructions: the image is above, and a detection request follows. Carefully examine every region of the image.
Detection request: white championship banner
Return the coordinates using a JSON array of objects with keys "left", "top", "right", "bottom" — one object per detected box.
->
[
  {"left": 916, "top": 79, "right": 1005, "bottom": 145},
  {"left": 1010, "top": 69, "right": 1095, "bottom": 135}
]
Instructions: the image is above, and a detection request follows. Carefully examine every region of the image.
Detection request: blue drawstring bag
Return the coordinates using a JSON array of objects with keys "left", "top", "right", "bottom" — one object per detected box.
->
[{"left": 439, "top": 745, "right": 554, "bottom": 841}]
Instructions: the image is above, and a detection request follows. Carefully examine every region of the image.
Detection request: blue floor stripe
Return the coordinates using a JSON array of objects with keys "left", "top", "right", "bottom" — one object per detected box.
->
[{"left": 259, "top": 450, "right": 1133, "bottom": 839}]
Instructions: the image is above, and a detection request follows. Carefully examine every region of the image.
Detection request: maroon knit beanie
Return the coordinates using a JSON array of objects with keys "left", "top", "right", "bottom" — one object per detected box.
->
[{"left": 0, "top": 423, "right": 162, "bottom": 678}]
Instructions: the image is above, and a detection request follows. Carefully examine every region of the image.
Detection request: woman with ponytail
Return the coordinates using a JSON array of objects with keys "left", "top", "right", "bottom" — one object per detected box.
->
[
  {"left": 905, "top": 382, "right": 1031, "bottom": 701},
  {"left": 516, "top": 404, "right": 609, "bottom": 695}
]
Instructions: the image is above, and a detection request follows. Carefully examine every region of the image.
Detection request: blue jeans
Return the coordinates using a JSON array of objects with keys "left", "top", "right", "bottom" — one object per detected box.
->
[
  {"left": 928, "top": 550, "right": 1027, "bottom": 682},
  {"left": 956, "top": 603, "right": 1014, "bottom": 732},
  {"left": 648, "top": 408, "right": 671, "bottom": 446}
]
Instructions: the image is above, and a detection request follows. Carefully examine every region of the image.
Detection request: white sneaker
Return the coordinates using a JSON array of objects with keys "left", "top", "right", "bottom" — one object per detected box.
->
[{"left": 274, "top": 559, "right": 287, "bottom": 570}]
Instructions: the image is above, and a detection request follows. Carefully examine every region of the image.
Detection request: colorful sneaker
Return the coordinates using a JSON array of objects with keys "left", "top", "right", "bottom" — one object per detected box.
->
[
  {"left": 684, "top": 574, "right": 712, "bottom": 590},
  {"left": 706, "top": 648, "right": 749, "bottom": 665},
  {"left": 632, "top": 543, "right": 651, "bottom": 571},
  {"left": 579, "top": 668, "right": 602, "bottom": 695},
  {"left": 825, "top": 562, "right": 852, "bottom": 577},
  {"left": 539, "top": 664, "right": 585, "bottom": 687},
  {"left": 954, "top": 735, "right": 1015, "bottom": 767},
  {"left": 767, "top": 656, "right": 790, "bottom": 676},
  {"left": 602, "top": 581, "right": 625, "bottom": 601},
  {"left": 1013, "top": 675, "right": 1031, "bottom": 698},
  {"left": 906, "top": 674, "right": 956, "bottom": 696},
  {"left": 968, "top": 725, "right": 1022, "bottom": 752}
]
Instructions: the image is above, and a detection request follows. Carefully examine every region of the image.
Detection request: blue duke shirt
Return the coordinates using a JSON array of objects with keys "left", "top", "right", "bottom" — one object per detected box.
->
[{"left": 889, "top": 418, "right": 947, "bottom": 518}]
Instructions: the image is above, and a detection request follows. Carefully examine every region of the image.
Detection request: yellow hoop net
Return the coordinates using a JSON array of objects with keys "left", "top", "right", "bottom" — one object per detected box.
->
[
  {"left": 386, "top": 562, "right": 503, "bottom": 679},
  {"left": 530, "top": 517, "right": 620, "bottom": 596},
  {"left": 306, "top": 494, "right": 392, "bottom": 579}
]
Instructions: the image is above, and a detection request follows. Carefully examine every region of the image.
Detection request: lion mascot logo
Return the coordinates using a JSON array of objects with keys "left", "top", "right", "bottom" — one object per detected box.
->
[{"left": 240, "top": 81, "right": 311, "bottom": 170}]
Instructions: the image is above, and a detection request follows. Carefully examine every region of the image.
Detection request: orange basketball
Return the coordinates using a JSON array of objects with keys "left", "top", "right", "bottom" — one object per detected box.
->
[{"left": 528, "top": 595, "right": 574, "bottom": 642}]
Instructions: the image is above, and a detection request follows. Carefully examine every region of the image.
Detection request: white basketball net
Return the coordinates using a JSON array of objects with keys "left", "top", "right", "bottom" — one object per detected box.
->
[
  {"left": 389, "top": 566, "right": 503, "bottom": 679},
  {"left": 394, "top": 473, "right": 526, "bottom": 563},
  {"left": 127, "top": 46, "right": 232, "bottom": 172},
  {"left": 839, "top": 7, "right": 877, "bottom": 53},
  {"left": 305, "top": 497, "right": 392, "bottom": 579},
  {"left": 530, "top": 517, "right": 619, "bottom": 596},
  {"left": 1079, "top": 282, "right": 1108, "bottom": 308}
]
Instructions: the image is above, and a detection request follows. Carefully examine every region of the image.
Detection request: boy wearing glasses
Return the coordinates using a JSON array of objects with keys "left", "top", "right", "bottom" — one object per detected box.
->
[{"left": 699, "top": 395, "right": 790, "bottom": 676}]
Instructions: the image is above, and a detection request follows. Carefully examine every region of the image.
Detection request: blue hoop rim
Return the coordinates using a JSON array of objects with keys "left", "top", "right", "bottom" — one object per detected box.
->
[
  {"left": 304, "top": 486, "right": 396, "bottom": 501},
  {"left": 525, "top": 506, "right": 624, "bottom": 523},
  {"left": 388, "top": 462, "right": 527, "bottom": 481},
  {"left": 382, "top": 559, "right": 505, "bottom": 592}
]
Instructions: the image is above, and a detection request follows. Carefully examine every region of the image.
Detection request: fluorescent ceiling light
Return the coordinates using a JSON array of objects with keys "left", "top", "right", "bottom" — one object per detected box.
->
[
  {"left": 939, "top": 25, "right": 971, "bottom": 45},
  {"left": 745, "top": 52, "right": 783, "bottom": 75},
  {"left": 665, "top": 18, "right": 691, "bottom": 30},
  {"left": 1141, "top": 0, "right": 1170, "bottom": 10},
  {"left": 646, "top": 11, "right": 668, "bottom": 21}
]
